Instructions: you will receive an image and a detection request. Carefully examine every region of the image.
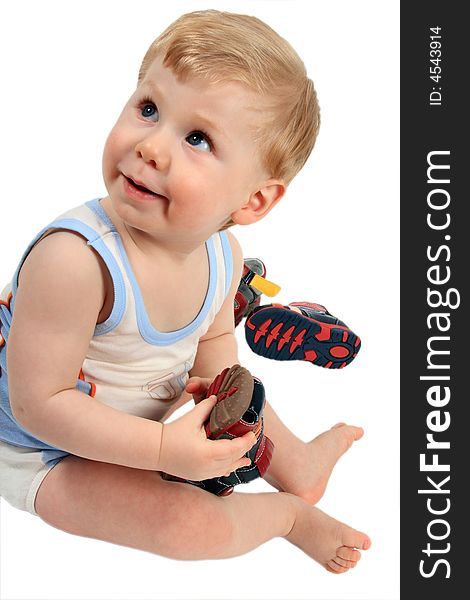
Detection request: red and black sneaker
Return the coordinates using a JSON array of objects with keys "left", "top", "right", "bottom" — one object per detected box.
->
[
  {"left": 245, "top": 302, "right": 361, "bottom": 369},
  {"left": 162, "top": 365, "right": 274, "bottom": 496}
]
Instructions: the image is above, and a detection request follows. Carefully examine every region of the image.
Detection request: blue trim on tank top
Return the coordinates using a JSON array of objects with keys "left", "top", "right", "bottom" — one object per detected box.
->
[
  {"left": 218, "top": 231, "right": 233, "bottom": 298},
  {"left": 86, "top": 198, "right": 219, "bottom": 346}
]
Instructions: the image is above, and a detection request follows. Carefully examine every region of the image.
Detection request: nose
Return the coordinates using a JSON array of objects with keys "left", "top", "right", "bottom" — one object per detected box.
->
[{"left": 135, "top": 129, "right": 171, "bottom": 171}]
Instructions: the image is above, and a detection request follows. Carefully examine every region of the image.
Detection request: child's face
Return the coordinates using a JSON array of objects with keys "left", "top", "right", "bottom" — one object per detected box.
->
[{"left": 102, "top": 58, "right": 269, "bottom": 244}]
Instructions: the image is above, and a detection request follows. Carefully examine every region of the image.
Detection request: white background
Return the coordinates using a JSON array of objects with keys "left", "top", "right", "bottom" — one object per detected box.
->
[{"left": 0, "top": 1, "right": 399, "bottom": 599}]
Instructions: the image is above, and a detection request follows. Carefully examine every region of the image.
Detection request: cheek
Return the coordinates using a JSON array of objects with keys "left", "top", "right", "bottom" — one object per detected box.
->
[
  {"left": 104, "top": 128, "right": 122, "bottom": 158},
  {"left": 169, "top": 179, "right": 217, "bottom": 224},
  {"left": 172, "top": 166, "right": 211, "bottom": 200},
  {"left": 102, "top": 129, "right": 126, "bottom": 176}
]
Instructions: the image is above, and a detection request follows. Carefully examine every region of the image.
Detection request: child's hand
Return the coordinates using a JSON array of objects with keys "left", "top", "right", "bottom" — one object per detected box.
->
[{"left": 158, "top": 395, "right": 257, "bottom": 481}]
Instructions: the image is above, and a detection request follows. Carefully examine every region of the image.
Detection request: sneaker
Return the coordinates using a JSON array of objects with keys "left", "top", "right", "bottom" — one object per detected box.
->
[
  {"left": 162, "top": 365, "right": 274, "bottom": 496},
  {"left": 234, "top": 259, "right": 280, "bottom": 327},
  {"left": 245, "top": 302, "right": 361, "bottom": 368}
]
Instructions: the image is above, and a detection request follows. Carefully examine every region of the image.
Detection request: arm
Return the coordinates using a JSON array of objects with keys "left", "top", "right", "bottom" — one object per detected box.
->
[
  {"left": 186, "top": 231, "right": 244, "bottom": 400},
  {"left": 8, "top": 231, "right": 163, "bottom": 470},
  {"left": 8, "top": 232, "right": 254, "bottom": 479}
]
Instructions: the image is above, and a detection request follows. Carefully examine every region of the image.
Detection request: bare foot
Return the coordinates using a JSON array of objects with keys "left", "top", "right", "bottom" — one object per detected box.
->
[
  {"left": 286, "top": 501, "right": 371, "bottom": 573},
  {"left": 268, "top": 423, "right": 364, "bottom": 504},
  {"left": 301, "top": 423, "right": 364, "bottom": 503}
]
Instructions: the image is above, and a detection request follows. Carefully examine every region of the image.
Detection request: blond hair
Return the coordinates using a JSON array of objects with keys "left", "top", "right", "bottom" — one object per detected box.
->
[{"left": 138, "top": 10, "right": 320, "bottom": 186}]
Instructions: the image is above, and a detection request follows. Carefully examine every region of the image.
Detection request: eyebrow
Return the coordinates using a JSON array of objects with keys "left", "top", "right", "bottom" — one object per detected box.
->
[
  {"left": 190, "top": 112, "right": 227, "bottom": 140},
  {"left": 140, "top": 81, "right": 227, "bottom": 139}
]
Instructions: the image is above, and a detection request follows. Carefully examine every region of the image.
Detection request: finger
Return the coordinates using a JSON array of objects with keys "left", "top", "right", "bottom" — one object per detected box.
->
[
  {"left": 231, "top": 456, "right": 252, "bottom": 472},
  {"left": 191, "top": 394, "right": 217, "bottom": 424},
  {"left": 185, "top": 377, "right": 206, "bottom": 393},
  {"left": 220, "top": 455, "right": 251, "bottom": 478},
  {"left": 231, "top": 431, "right": 258, "bottom": 456},
  {"left": 210, "top": 431, "right": 257, "bottom": 462},
  {"left": 185, "top": 377, "right": 210, "bottom": 403}
]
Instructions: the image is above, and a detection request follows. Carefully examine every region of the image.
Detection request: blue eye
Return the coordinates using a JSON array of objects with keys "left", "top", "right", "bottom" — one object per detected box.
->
[
  {"left": 140, "top": 102, "right": 159, "bottom": 122},
  {"left": 186, "top": 131, "right": 211, "bottom": 152}
]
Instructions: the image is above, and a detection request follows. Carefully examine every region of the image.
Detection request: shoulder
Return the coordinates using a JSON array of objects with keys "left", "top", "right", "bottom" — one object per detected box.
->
[
  {"left": 21, "top": 230, "right": 103, "bottom": 279},
  {"left": 18, "top": 230, "right": 107, "bottom": 314},
  {"left": 224, "top": 229, "right": 242, "bottom": 257}
]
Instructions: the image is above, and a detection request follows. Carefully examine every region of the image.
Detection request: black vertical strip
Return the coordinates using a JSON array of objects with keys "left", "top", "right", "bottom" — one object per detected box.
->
[{"left": 401, "top": 2, "right": 466, "bottom": 597}]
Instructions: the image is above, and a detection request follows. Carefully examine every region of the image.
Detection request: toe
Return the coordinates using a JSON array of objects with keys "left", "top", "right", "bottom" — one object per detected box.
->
[
  {"left": 337, "top": 546, "right": 361, "bottom": 562},
  {"left": 342, "top": 528, "right": 371, "bottom": 550},
  {"left": 331, "top": 423, "right": 364, "bottom": 442},
  {"left": 347, "top": 425, "right": 364, "bottom": 441},
  {"left": 326, "top": 565, "right": 340, "bottom": 574},
  {"left": 332, "top": 555, "right": 357, "bottom": 568},
  {"left": 327, "top": 559, "right": 349, "bottom": 574}
]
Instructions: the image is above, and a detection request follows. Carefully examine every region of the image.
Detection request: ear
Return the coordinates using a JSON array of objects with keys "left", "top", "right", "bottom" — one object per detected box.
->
[{"left": 231, "top": 179, "right": 285, "bottom": 226}]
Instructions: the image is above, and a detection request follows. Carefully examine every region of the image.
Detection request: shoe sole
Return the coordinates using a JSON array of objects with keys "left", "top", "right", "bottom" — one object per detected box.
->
[
  {"left": 245, "top": 307, "right": 361, "bottom": 368},
  {"left": 207, "top": 365, "right": 254, "bottom": 438}
]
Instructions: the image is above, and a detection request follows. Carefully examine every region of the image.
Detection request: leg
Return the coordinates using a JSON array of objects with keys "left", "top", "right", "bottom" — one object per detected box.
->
[
  {"left": 35, "top": 455, "right": 370, "bottom": 570},
  {"left": 263, "top": 402, "right": 364, "bottom": 504},
  {"left": 35, "top": 455, "right": 294, "bottom": 560},
  {"left": 165, "top": 389, "right": 363, "bottom": 505}
]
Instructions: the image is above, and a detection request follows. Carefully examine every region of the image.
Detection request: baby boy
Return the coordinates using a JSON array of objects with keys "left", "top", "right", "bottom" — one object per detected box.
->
[{"left": 0, "top": 10, "right": 370, "bottom": 572}]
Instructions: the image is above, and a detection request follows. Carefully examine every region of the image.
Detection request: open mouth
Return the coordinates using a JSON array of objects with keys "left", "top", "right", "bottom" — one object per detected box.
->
[{"left": 125, "top": 176, "right": 156, "bottom": 195}]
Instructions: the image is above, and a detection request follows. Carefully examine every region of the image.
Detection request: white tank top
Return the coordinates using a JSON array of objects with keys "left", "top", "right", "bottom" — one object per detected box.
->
[{"left": 0, "top": 199, "right": 233, "bottom": 456}]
